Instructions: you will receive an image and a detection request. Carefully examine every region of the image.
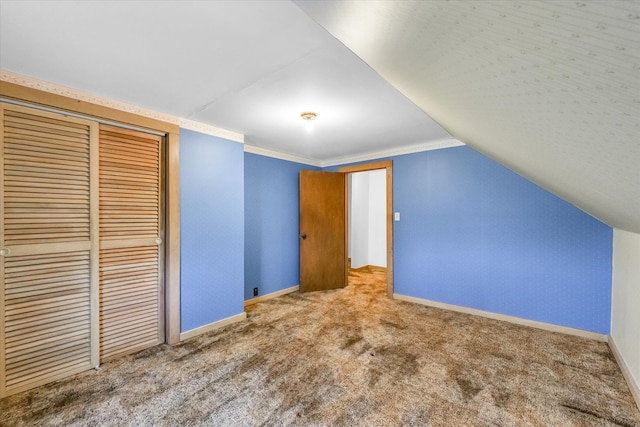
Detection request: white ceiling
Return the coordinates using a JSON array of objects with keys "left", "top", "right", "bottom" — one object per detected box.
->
[
  {"left": 0, "top": 0, "right": 450, "bottom": 161},
  {"left": 1, "top": 1, "right": 638, "bottom": 232}
]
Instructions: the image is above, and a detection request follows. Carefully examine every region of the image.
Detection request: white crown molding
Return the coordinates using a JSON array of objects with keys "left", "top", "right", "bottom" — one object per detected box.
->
[
  {"left": 178, "top": 118, "right": 243, "bottom": 143},
  {"left": 321, "top": 139, "right": 465, "bottom": 167},
  {"left": 245, "top": 139, "right": 464, "bottom": 168},
  {"left": 0, "top": 70, "right": 244, "bottom": 143},
  {"left": 244, "top": 144, "right": 321, "bottom": 167}
]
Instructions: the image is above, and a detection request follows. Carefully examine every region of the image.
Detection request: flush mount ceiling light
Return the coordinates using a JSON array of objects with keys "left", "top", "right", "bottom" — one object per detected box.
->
[{"left": 300, "top": 111, "right": 318, "bottom": 121}]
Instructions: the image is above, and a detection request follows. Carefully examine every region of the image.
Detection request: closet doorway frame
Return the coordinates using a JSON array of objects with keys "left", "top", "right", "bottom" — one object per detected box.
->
[{"left": 0, "top": 81, "right": 182, "bottom": 345}]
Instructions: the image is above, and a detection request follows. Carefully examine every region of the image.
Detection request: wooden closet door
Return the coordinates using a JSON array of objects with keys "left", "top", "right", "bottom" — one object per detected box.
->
[
  {"left": 0, "top": 104, "right": 99, "bottom": 398},
  {"left": 98, "top": 125, "right": 164, "bottom": 360}
]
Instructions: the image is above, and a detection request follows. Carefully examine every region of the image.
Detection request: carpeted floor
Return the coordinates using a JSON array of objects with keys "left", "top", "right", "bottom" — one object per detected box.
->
[{"left": 1, "top": 266, "right": 639, "bottom": 426}]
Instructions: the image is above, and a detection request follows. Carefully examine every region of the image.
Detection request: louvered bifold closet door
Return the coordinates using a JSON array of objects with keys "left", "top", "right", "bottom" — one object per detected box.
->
[
  {"left": 99, "top": 125, "right": 164, "bottom": 361},
  {"left": 0, "top": 104, "right": 99, "bottom": 398}
]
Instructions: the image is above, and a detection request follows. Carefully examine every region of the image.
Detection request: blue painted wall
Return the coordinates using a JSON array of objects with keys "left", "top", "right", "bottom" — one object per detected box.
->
[
  {"left": 332, "top": 146, "right": 613, "bottom": 334},
  {"left": 244, "top": 153, "right": 318, "bottom": 300},
  {"left": 179, "top": 136, "right": 612, "bottom": 334},
  {"left": 180, "top": 129, "right": 244, "bottom": 332}
]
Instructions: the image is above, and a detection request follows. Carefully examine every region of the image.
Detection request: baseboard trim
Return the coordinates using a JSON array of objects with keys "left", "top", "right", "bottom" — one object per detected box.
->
[
  {"left": 244, "top": 285, "right": 300, "bottom": 308},
  {"left": 179, "top": 312, "right": 247, "bottom": 341},
  {"left": 393, "top": 293, "right": 609, "bottom": 342},
  {"left": 608, "top": 336, "right": 640, "bottom": 410}
]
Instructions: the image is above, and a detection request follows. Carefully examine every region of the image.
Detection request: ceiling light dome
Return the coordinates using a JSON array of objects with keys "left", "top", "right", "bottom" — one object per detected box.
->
[{"left": 300, "top": 111, "right": 317, "bottom": 121}]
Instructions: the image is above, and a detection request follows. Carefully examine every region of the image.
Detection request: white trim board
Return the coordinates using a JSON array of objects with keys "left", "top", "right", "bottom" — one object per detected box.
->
[
  {"left": 179, "top": 118, "right": 244, "bottom": 143},
  {"left": 609, "top": 336, "right": 640, "bottom": 411},
  {"left": 244, "top": 285, "right": 300, "bottom": 308},
  {"left": 244, "top": 140, "right": 465, "bottom": 168},
  {"left": 1, "top": 70, "right": 244, "bottom": 143},
  {"left": 244, "top": 145, "right": 320, "bottom": 167},
  {"left": 179, "top": 312, "right": 247, "bottom": 341},
  {"left": 321, "top": 139, "right": 465, "bottom": 167},
  {"left": 393, "top": 293, "right": 608, "bottom": 342}
]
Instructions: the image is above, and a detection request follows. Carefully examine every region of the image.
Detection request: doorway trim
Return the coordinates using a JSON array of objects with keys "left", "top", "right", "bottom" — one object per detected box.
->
[{"left": 338, "top": 160, "right": 393, "bottom": 297}]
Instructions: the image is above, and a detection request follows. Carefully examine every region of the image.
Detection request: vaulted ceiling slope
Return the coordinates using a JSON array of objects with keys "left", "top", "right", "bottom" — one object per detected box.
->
[{"left": 296, "top": 0, "right": 640, "bottom": 233}]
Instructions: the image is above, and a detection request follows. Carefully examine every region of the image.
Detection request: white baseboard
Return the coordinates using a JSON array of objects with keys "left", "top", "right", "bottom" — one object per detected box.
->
[
  {"left": 393, "top": 293, "right": 609, "bottom": 342},
  {"left": 244, "top": 285, "right": 299, "bottom": 308},
  {"left": 608, "top": 336, "right": 640, "bottom": 411},
  {"left": 179, "top": 312, "right": 247, "bottom": 341}
]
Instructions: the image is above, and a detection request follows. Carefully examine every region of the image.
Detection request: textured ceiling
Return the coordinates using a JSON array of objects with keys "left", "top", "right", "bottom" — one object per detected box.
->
[
  {"left": 296, "top": 0, "right": 640, "bottom": 233},
  {"left": 1, "top": 1, "right": 638, "bottom": 232}
]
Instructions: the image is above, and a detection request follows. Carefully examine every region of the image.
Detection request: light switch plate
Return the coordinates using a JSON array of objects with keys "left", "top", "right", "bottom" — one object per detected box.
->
[{"left": 394, "top": 212, "right": 400, "bottom": 221}]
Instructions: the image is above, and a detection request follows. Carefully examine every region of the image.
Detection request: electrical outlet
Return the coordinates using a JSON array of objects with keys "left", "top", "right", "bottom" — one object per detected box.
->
[{"left": 253, "top": 287, "right": 258, "bottom": 297}]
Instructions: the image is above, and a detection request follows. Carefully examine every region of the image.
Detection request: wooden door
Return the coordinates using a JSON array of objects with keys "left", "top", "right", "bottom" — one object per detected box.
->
[
  {"left": 0, "top": 104, "right": 99, "bottom": 397},
  {"left": 299, "top": 171, "right": 346, "bottom": 292},
  {"left": 98, "top": 125, "right": 164, "bottom": 361}
]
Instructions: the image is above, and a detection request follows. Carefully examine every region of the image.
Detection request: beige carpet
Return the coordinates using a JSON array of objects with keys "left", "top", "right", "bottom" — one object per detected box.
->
[{"left": 1, "top": 266, "right": 639, "bottom": 426}]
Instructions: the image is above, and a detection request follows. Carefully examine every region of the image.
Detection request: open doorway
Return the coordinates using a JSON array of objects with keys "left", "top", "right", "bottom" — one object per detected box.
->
[
  {"left": 339, "top": 161, "right": 393, "bottom": 297},
  {"left": 348, "top": 170, "right": 387, "bottom": 269}
]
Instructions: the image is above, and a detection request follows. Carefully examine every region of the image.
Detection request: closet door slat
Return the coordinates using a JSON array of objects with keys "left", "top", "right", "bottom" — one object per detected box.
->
[
  {"left": 98, "top": 125, "right": 164, "bottom": 361},
  {"left": 1, "top": 104, "right": 98, "bottom": 398}
]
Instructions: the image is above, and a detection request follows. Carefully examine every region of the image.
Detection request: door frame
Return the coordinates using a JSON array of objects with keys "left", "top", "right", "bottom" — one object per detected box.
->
[{"left": 338, "top": 160, "right": 393, "bottom": 297}]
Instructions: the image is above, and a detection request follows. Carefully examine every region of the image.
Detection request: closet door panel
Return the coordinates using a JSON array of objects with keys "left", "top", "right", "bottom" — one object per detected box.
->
[
  {"left": 98, "top": 125, "right": 163, "bottom": 361},
  {"left": 0, "top": 104, "right": 98, "bottom": 398}
]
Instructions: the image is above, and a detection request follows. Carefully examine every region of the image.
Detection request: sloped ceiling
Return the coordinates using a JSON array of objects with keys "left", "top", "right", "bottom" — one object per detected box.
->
[
  {"left": 0, "top": 1, "right": 638, "bottom": 233},
  {"left": 296, "top": 0, "right": 640, "bottom": 233}
]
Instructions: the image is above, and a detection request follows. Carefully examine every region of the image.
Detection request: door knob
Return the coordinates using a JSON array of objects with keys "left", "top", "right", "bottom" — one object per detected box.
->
[
  {"left": 0, "top": 247, "right": 9, "bottom": 256},
  {"left": 300, "top": 234, "right": 307, "bottom": 240}
]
